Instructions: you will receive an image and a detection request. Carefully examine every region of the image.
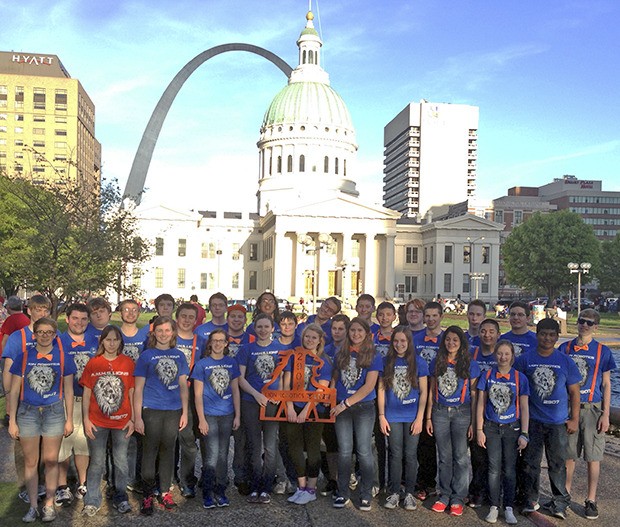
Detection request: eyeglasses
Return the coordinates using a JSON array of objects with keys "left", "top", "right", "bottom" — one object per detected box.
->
[
  {"left": 577, "top": 318, "right": 596, "bottom": 327},
  {"left": 35, "top": 330, "right": 55, "bottom": 337},
  {"left": 211, "top": 339, "right": 227, "bottom": 344},
  {"left": 509, "top": 312, "right": 527, "bottom": 318}
]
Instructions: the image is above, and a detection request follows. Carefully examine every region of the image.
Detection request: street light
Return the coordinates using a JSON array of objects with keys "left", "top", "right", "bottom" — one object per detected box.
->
[
  {"left": 567, "top": 262, "right": 591, "bottom": 314},
  {"left": 467, "top": 236, "right": 485, "bottom": 300},
  {"left": 298, "top": 233, "right": 335, "bottom": 315}
]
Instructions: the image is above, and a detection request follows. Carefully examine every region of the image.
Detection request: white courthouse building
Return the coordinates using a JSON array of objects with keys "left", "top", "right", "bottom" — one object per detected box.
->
[{"left": 131, "top": 11, "right": 502, "bottom": 307}]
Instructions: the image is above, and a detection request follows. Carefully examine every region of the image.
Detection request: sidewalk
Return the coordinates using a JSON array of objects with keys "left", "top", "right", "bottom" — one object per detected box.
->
[{"left": 2, "top": 416, "right": 620, "bottom": 527}]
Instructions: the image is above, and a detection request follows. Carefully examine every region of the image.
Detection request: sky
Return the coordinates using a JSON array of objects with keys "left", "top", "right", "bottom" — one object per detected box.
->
[{"left": 3, "top": 0, "right": 619, "bottom": 212}]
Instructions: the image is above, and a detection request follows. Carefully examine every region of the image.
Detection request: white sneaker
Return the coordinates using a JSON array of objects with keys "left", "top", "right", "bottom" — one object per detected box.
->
[
  {"left": 384, "top": 493, "right": 400, "bottom": 509},
  {"left": 504, "top": 506, "right": 518, "bottom": 525},
  {"left": 41, "top": 505, "right": 57, "bottom": 523},
  {"left": 486, "top": 505, "right": 499, "bottom": 523},
  {"left": 348, "top": 473, "right": 358, "bottom": 490},
  {"left": 76, "top": 484, "right": 87, "bottom": 500},
  {"left": 287, "top": 488, "right": 306, "bottom": 503},
  {"left": 371, "top": 486, "right": 380, "bottom": 497},
  {"left": 22, "top": 507, "right": 39, "bottom": 523},
  {"left": 54, "top": 487, "right": 73, "bottom": 507},
  {"left": 295, "top": 489, "right": 317, "bottom": 505},
  {"left": 82, "top": 505, "right": 100, "bottom": 517},
  {"left": 403, "top": 493, "right": 417, "bottom": 511}
]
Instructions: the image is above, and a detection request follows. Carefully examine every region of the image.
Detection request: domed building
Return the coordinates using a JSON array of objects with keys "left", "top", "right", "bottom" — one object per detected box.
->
[
  {"left": 131, "top": 10, "right": 501, "bottom": 308},
  {"left": 257, "top": 12, "right": 359, "bottom": 214}
]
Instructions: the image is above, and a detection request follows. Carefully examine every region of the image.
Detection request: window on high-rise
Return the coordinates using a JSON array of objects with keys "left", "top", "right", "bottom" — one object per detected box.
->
[
  {"left": 33, "top": 88, "right": 46, "bottom": 110},
  {"left": 0, "top": 85, "right": 7, "bottom": 108}
]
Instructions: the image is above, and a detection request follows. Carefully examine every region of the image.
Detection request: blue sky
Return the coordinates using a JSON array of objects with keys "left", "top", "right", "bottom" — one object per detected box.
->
[{"left": 3, "top": 0, "right": 619, "bottom": 211}]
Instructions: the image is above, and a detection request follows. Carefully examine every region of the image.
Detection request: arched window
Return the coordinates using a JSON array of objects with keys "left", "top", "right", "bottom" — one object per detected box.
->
[
  {"left": 287, "top": 155, "right": 293, "bottom": 172},
  {"left": 309, "top": 50, "right": 314, "bottom": 64},
  {"left": 302, "top": 50, "right": 307, "bottom": 64},
  {"left": 335, "top": 157, "right": 339, "bottom": 175},
  {"left": 299, "top": 154, "right": 305, "bottom": 172},
  {"left": 277, "top": 155, "right": 282, "bottom": 173},
  {"left": 269, "top": 154, "right": 272, "bottom": 175},
  {"left": 324, "top": 156, "right": 329, "bottom": 173},
  {"left": 343, "top": 159, "right": 347, "bottom": 176}
]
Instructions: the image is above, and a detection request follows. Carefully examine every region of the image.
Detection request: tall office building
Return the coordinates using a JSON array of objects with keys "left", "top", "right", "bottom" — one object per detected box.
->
[
  {"left": 383, "top": 100, "right": 479, "bottom": 219},
  {"left": 0, "top": 51, "right": 101, "bottom": 192}
]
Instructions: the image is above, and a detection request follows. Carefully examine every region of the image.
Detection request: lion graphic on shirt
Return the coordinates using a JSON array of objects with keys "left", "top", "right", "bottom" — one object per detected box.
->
[
  {"left": 341, "top": 357, "right": 362, "bottom": 390},
  {"left": 571, "top": 356, "right": 588, "bottom": 387},
  {"left": 489, "top": 383, "right": 513, "bottom": 416},
  {"left": 532, "top": 365, "right": 556, "bottom": 400},
  {"left": 155, "top": 357, "right": 178, "bottom": 386},
  {"left": 303, "top": 364, "right": 313, "bottom": 390},
  {"left": 27, "top": 364, "right": 56, "bottom": 395},
  {"left": 393, "top": 368, "right": 412, "bottom": 401},
  {"left": 73, "top": 352, "right": 91, "bottom": 382},
  {"left": 209, "top": 366, "right": 230, "bottom": 397},
  {"left": 254, "top": 353, "right": 276, "bottom": 381},
  {"left": 418, "top": 347, "right": 437, "bottom": 366},
  {"left": 513, "top": 343, "right": 524, "bottom": 357},
  {"left": 437, "top": 368, "right": 458, "bottom": 398},
  {"left": 94, "top": 373, "right": 124, "bottom": 416},
  {"left": 123, "top": 345, "right": 140, "bottom": 363}
]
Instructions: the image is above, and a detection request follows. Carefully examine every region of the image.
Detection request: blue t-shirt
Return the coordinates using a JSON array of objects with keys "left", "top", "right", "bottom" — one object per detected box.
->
[
  {"left": 324, "top": 341, "right": 343, "bottom": 361},
  {"left": 60, "top": 332, "right": 98, "bottom": 397},
  {"left": 557, "top": 339, "right": 616, "bottom": 404},
  {"left": 470, "top": 346, "right": 497, "bottom": 374},
  {"left": 429, "top": 358, "right": 481, "bottom": 406},
  {"left": 237, "top": 340, "right": 288, "bottom": 402},
  {"left": 10, "top": 344, "right": 77, "bottom": 406},
  {"left": 465, "top": 331, "right": 481, "bottom": 347},
  {"left": 478, "top": 367, "right": 530, "bottom": 424},
  {"left": 382, "top": 355, "right": 429, "bottom": 423},
  {"left": 373, "top": 331, "right": 392, "bottom": 358},
  {"left": 369, "top": 322, "right": 381, "bottom": 335},
  {"left": 296, "top": 315, "right": 333, "bottom": 346},
  {"left": 176, "top": 334, "right": 206, "bottom": 374},
  {"left": 501, "top": 330, "right": 538, "bottom": 357},
  {"left": 283, "top": 348, "right": 333, "bottom": 408},
  {"left": 121, "top": 325, "right": 150, "bottom": 363},
  {"left": 228, "top": 332, "right": 255, "bottom": 359},
  {"left": 195, "top": 320, "right": 228, "bottom": 341},
  {"left": 334, "top": 349, "right": 383, "bottom": 403},
  {"left": 84, "top": 323, "right": 106, "bottom": 342},
  {"left": 191, "top": 355, "right": 240, "bottom": 416},
  {"left": 514, "top": 349, "right": 581, "bottom": 425},
  {"left": 414, "top": 330, "right": 444, "bottom": 368},
  {"left": 134, "top": 347, "right": 189, "bottom": 411},
  {"left": 3, "top": 326, "right": 36, "bottom": 362}
]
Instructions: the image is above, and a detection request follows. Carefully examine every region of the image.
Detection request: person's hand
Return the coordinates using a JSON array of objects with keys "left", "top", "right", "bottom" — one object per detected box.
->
[
  {"left": 134, "top": 417, "right": 145, "bottom": 435},
  {"left": 84, "top": 418, "right": 97, "bottom": 440},
  {"left": 122, "top": 420, "right": 134, "bottom": 439},
  {"left": 379, "top": 415, "right": 390, "bottom": 436},
  {"left": 477, "top": 429, "right": 486, "bottom": 448},
  {"left": 425, "top": 419, "right": 433, "bottom": 436}
]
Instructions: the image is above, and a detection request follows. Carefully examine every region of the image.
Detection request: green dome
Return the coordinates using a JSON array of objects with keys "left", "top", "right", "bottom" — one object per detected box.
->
[{"left": 262, "top": 81, "right": 355, "bottom": 131}]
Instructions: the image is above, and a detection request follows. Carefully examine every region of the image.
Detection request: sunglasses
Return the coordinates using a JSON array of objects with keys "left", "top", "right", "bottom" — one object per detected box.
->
[{"left": 577, "top": 318, "right": 596, "bottom": 327}]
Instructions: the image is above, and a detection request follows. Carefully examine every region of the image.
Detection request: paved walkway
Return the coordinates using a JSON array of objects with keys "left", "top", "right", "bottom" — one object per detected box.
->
[{"left": 2, "top": 416, "right": 620, "bottom": 527}]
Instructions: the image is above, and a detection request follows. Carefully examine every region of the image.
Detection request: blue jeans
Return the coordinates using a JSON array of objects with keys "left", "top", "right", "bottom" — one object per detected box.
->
[
  {"left": 85, "top": 427, "right": 129, "bottom": 507},
  {"left": 241, "top": 400, "right": 278, "bottom": 493},
  {"left": 200, "top": 413, "right": 234, "bottom": 495},
  {"left": 522, "top": 419, "right": 570, "bottom": 510},
  {"left": 335, "top": 401, "right": 376, "bottom": 501},
  {"left": 387, "top": 421, "right": 420, "bottom": 494},
  {"left": 432, "top": 403, "right": 471, "bottom": 506},
  {"left": 484, "top": 421, "right": 520, "bottom": 507}
]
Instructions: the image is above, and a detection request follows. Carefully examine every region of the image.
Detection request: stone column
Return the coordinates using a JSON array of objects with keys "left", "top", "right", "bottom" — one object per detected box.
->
[{"left": 384, "top": 234, "right": 396, "bottom": 300}]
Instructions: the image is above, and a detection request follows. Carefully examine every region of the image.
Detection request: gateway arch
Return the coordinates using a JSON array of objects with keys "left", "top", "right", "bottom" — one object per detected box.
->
[{"left": 123, "top": 43, "right": 293, "bottom": 204}]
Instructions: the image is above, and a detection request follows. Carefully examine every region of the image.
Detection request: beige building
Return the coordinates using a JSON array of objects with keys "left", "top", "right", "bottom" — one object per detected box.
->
[{"left": 0, "top": 51, "right": 101, "bottom": 193}]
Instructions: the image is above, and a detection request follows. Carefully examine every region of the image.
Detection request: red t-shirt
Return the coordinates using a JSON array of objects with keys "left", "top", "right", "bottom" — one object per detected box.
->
[
  {"left": 80, "top": 354, "right": 135, "bottom": 429},
  {"left": 0, "top": 313, "right": 30, "bottom": 351}
]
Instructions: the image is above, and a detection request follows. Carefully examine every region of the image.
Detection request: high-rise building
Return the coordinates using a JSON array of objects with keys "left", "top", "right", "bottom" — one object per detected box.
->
[
  {"left": 0, "top": 51, "right": 101, "bottom": 192},
  {"left": 383, "top": 101, "right": 479, "bottom": 220}
]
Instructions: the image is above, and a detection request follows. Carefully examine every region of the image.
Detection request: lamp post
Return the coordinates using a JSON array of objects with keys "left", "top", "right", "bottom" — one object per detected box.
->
[
  {"left": 467, "top": 236, "right": 485, "bottom": 300},
  {"left": 567, "top": 262, "right": 591, "bottom": 314},
  {"left": 298, "top": 233, "right": 335, "bottom": 315}
]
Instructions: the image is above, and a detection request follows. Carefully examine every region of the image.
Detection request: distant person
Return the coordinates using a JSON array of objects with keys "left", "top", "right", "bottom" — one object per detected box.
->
[
  {"left": 85, "top": 297, "right": 112, "bottom": 341},
  {"left": 0, "top": 296, "right": 30, "bottom": 354},
  {"left": 465, "top": 299, "right": 486, "bottom": 346},
  {"left": 355, "top": 294, "right": 380, "bottom": 334},
  {"left": 501, "top": 301, "right": 537, "bottom": 357},
  {"left": 148, "top": 294, "right": 175, "bottom": 324},
  {"left": 195, "top": 293, "right": 228, "bottom": 340}
]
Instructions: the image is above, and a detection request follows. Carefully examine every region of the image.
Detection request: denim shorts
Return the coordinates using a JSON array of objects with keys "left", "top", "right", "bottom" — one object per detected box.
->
[{"left": 17, "top": 399, "right": 66, "bottom": 437}]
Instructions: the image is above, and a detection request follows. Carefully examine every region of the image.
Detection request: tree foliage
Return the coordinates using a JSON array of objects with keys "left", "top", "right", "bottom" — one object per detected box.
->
[
  {"left": 502, "top": 210, "right": 601, "bottom": 298},
  {"left": 599, "top": 233, "right": 620, "bottom": 293},
  {"left": 0, "top": 171, "right": 150, "bottom": 317}
]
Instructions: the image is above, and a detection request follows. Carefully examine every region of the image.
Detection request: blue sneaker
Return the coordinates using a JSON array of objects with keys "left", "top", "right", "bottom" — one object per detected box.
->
[
  {"left": 203, "top": 495, "right": 216, "bottom": 509},
  {"left": 215, "top": 494, "right": 230, "bottom": 507}
]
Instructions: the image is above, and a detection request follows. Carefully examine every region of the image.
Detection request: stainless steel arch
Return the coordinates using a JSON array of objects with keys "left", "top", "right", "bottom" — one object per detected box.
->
[{"left": 123, "top": 43, "right": 293, "bottom": 203}]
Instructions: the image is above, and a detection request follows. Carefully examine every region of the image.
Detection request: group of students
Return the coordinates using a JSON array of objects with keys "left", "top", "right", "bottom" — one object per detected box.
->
[{"left": 1, "top": 292, "right": 615, "bottom": 524}]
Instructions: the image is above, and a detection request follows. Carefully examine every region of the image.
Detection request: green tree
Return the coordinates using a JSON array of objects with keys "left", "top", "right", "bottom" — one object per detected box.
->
[
  {"left": 502, "top": 210, "right": 600, "bottom": 298},
  {"left": 0, "top": 172, "right": 149, "bottom": 317},
  {"left": 599, "top": 233, "right": 620, "bottom": 293}
]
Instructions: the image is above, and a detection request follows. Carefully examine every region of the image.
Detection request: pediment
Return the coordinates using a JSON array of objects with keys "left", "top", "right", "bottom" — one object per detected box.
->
[{"left": 274, "top": 195, "right": 401, "bottom": 220}]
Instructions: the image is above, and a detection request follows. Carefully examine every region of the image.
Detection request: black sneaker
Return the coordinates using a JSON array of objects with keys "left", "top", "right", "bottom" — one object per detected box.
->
[
  {"left": 585, "top": 500, "right": 599, "bottom": 520},
  {"left": 333, "top": 496, "right": 350, "bottom": 508}
]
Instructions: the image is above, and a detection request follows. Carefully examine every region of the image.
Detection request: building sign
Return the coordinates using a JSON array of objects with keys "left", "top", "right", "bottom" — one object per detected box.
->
[
  {"left": 580, "top": 182, "right": 594, "bottom": 189},
  {"left": 12, "top": 55, "right": 54, "bottom": 66}
]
